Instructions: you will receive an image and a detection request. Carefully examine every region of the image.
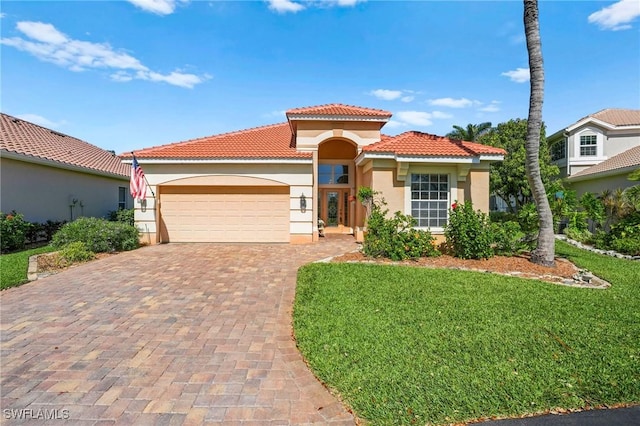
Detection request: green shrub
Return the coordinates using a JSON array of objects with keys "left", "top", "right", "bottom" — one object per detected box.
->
[
  {"left": 364, "top": 207, "right": 439, "bottom": 261},
  {"left": 606, "top": 212, "right": 640, "bottom": 255},
  {"left": 490, "top": 221, "right": 527, "bottom": 255},
  {"left": 516, "top": 202, "right": 539, "bottom": 235},
  {"left": 58, "top": 242, "right": 96, "bottom": 266},
  {"left": 1, "top": 211, "right": 32, "bottom": 252},
  {"left": 610, "top": 238, "right": 640, "bottom": 256},
  {"left": 52, "top": 217, "right": 139, "bottom": 253},
  {"left": 444, "top": 201, "right": 493, "bottom": 259},
  {"left": 564, "top": 226, "right": 593, "bottom": 244},
  {"left": 489, "top": 211, "right": 518, "bottom": 223},
  {"left": 107, "top": 208, "right": 135, "bottom": 227}
]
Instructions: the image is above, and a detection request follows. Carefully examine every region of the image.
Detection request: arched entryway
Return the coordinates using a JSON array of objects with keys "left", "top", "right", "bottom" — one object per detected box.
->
[{"left": 317, "top": 138, "right": 358, "bottom": 233}]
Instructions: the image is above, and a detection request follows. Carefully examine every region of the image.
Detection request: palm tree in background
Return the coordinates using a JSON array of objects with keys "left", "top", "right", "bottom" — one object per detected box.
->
[
  {"left": 523, "top": 0, "right": 555, "bottom": 266},
  {"left": 446, "top": 122, "right": 492, "bottom": 141}
]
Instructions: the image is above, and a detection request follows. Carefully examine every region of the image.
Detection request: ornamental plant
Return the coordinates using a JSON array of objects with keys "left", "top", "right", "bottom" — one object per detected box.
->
[
  {"left": 0, "top": 211, "right": 32, "bottom": 253},
  {"left": 363, "top": 205, "right": 439, "bottom": 261},
  {"left": 444, "top": 201, "right": 493, "bottom": 259},
  {"left": 52, "top": 217, "right": 139, "bottom": 253}
]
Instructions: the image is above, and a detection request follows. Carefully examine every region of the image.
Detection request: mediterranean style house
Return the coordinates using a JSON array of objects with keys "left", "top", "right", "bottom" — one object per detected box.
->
[
  {"left": 123, "top": 104, "right": 505, "bottom": 244},
  {"left": 547, "top": 109, "right": 640, "bottom": 196},
  {"left": 0, "top": 113, "right": 131, "bottom": 223}
]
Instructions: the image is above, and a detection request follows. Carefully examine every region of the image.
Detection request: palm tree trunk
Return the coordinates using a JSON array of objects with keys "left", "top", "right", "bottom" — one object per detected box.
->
[{"left": 524, "top": 0, "right": 555, "bottom": 266}]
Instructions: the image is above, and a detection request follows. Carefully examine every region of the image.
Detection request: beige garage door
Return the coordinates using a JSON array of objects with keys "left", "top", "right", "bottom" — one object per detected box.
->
[{"left": 160, "top": 186, "right": 290, "bottom": 243}]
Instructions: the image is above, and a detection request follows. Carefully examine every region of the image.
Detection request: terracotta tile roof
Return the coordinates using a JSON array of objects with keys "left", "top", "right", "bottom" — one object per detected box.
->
[
  {"left": 286, "top": 103, "right": 392, "bottom": 119},
  {"left": 1, "top": 113, "right": 129, "bottom": 177},
  {"left": 570, "top": 145, "right": 640, "bottom": 179},
  {"left": 583, "top": 109, "right": 640, "bottom": 127},
  {"left": 363, "top": 131, "right": 506, "bottom": 157},
  {"left": 126, "top": 123, "right": 311, "bottom": 159}
]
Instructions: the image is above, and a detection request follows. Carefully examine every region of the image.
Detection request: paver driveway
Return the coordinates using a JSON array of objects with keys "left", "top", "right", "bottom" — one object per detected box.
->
[{"left": 1, "top": 236, "right": 357, "bottom": 425}]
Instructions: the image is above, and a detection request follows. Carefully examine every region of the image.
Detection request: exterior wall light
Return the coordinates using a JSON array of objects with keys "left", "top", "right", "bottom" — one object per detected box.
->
[{"left": 300, "top": 193, "right": 307, "bottom": 213}]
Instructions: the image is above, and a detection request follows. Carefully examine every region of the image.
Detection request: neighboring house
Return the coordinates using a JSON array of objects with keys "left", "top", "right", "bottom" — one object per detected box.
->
[
  {"left": 123, "top": 104, "right": 505, "bottom": 244},
  {"left": 548, "top": 108, "right": 640, "bottom": 196},
  {"left": 0, "top": 113, "right": 132, "bottom": 223}
]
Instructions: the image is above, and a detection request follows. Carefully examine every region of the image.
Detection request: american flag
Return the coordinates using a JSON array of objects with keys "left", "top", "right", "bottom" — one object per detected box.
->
[{"left": 130, "top": 156, "right": 147, "bottom": 200}]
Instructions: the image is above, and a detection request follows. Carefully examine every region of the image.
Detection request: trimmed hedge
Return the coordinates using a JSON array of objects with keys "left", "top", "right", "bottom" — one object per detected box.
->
[{"left": 52, "top": 217, "right": 139, "bottom": 253}]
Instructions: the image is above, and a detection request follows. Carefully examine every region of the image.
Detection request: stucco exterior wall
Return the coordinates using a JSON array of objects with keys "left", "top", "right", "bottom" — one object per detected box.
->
[
  {"left": 135, "top": 162, "right": 314, "bottom": 244},
  {"left": 295, "top": 120, "right": 382, "bottom": 150},
  {"left": 568, "top": 173, "right": 637, "bottom": 198},
  {"left": 0, "top": 157, "right": 130, "bottom": 223}
]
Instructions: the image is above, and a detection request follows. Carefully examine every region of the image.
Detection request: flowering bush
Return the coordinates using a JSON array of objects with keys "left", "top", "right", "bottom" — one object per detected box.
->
[
  {"left": 444, "top": 201, "right": 493, "bottom": 259},
  {"left": 0, "top": 211, "right": 32, "bottom": 253},
  {"left": 364, "top": 206, "right": 439, "bottom": 261},
  {"left": 52, "top": 217, "right": 139, "bottom": 253}
]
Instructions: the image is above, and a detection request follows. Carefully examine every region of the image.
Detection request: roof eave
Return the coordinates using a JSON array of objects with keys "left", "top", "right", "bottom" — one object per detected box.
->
[
  {"left": 568, "top": 165, "right": 639, "bottom": 182},
  {"left": 1, "top": 150, "right": 129, "bottom": 180},
  {"left": 356, "top": 151, "right": 503, "bottom": 165},
  {"left": 121, "top": 157, "right": 313, "bottom": 164},
  {"left": 286, "top": 114, "right": 391, "bottom": 123}
]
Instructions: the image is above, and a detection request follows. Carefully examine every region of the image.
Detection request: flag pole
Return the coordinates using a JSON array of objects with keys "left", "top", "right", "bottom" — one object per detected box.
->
[{"left": 131, "top": 152, "right": 156, "bottom": 198}]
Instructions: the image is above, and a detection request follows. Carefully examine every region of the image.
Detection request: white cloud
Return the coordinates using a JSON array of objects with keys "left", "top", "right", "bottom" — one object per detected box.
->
[
  {"left": 395, "top": 111, "right": 433, "bottom": 127},
  {"left": 16, "top": 114, "right": 65, "bottom": 129},
  {"left": 267, "top": 0, "right": 366, "bottom": 13},
  {"left": 370, "top": 89, "right": 402, "bottom": 101},
  {"left": 1, "top": 13, "right": 7, "bottom": 19},
  {"left": 431, "top": 111, "right": 453, "bottom": 119},
  {"left": 1, "top": 21, "right": 209, "bottom": 89},
  {"left": 384, "top": 120, "right": 406, "bottom": 129},
  {"left": 369, "top": 89, "right": 416, "bottom": 102},
  {"left": 127, "top": 0, "right": 187, "bottom": 15},
  {"left": 268, "top": 0, "right": 306, "bottom": 13},
  {"left": 479, "top": 101, "right": 501, "bottom": 113},
  {"left": 588, "top": 0, "right": 640, "bottom": 31},
  {"left": 428, "top": 97, "right": 478, "bottom": 108},
  {"left": 501, "top": 67, "right": 530, "bottom": 83},
  {"left": 16, "top": 21, "right": 68, "bottom": 44}
]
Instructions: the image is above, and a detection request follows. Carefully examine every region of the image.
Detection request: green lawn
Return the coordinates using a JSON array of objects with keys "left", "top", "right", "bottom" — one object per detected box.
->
[
  {"left": 294, "top": 241, "right": 640, "bottom": 425},
  {"left": 0, "top": 245, "right": 55, "bottom": 290}
]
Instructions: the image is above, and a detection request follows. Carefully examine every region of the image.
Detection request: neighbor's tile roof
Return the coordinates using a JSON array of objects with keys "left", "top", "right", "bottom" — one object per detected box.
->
[
  {"left": 363, "top": 131, "right": 506, "bottom": 157},
  {"left": 127, "top": 123, "right": 311, "bottom": 159},
  {"left": 584, "top": 109, "right": 640, "bottom": 127},
  {"left": 1, "top": 113, "right": 129, "bottom": 177},
  {"left": 570, "top": 145, "right": 640, "bottom": 179},
  {"left": 286, "top": 103, "right": 392, "bottom": 119}
]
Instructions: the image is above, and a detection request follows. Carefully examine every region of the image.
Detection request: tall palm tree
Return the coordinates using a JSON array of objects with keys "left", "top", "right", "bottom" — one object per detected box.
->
[
  {"left": 446, "top": 122, "right": 492, "bottom": 141},
  {"left": 524, "top": 0, "right": 555, "bottom": 266}
]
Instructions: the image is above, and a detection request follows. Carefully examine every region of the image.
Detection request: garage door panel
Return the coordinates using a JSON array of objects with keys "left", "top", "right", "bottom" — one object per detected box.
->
[{"left": 160, "top": 187, "right": 290, "bottom": 243}]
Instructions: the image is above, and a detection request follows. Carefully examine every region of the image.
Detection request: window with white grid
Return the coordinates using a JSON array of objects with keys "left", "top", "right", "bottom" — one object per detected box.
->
[
  {"left": 580, "top": 135, "right": 597, "bottom": 156},
  {"left": 410, "top": 174, "right": 449, "bottom": 228}
]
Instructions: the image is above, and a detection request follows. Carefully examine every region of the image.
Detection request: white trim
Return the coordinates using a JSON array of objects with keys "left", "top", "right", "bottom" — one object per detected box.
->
[
  {"left": 404, "top": 167, "right": 458, "bottom": 233},
  {"left": 1, "top": 150, "right": 129, "bottom": 181},
  {"left": 356, "top": 151, "right": 483, "bottom": 164},
  {"left": 566, "top": 117, "right": 640, "bottom": 132},
  {"left": 122, "top": 158, "right": 313, "bottom": 165}
]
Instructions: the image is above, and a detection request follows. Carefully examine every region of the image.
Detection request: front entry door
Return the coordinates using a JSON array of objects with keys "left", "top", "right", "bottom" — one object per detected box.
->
[{"left": 319, "top": 189, "right": 349, "bottom": 227}]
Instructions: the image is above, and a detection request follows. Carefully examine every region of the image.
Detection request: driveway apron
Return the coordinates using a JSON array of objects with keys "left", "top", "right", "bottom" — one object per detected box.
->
[{"left": 1, "top": 236, "right": 357, "bottom": 425}]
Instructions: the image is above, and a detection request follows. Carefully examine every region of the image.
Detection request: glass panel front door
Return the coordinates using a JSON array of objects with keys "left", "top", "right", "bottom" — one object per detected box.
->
[{"left": 320, "top": 189, "right": 349, "bottom": 227}]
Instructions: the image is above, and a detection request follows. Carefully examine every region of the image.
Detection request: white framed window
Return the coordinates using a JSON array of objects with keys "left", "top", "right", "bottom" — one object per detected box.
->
[
  {"left": 118, "top": 187, "right": 127, "bottom": 210},
  {"left": 580, "top": 134, "right": 597, "bottom": 156},
  {"left": 318, "top": 164, "right": 349, "bottom": 185},
  {"left": 410, "top": 174, "right": 449, "bottom": 228}
]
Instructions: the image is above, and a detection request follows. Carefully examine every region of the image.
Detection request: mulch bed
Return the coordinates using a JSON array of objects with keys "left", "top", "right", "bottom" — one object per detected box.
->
[
  {"left": 36, "top": 251, "right": 117, "bottom": 274},
  {"left": 331, "top": 251, "right": 584, "bottom": 285}
]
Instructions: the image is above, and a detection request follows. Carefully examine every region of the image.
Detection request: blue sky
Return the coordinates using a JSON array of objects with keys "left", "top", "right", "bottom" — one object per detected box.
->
[{"left": 1, "top": 0, "right": 639, "bottom": 155}]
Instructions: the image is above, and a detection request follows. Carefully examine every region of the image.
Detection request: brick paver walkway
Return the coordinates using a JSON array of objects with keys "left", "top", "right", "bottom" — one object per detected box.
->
[{"left": 1, "top": 236, "right": 357, "bottom": 424}]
